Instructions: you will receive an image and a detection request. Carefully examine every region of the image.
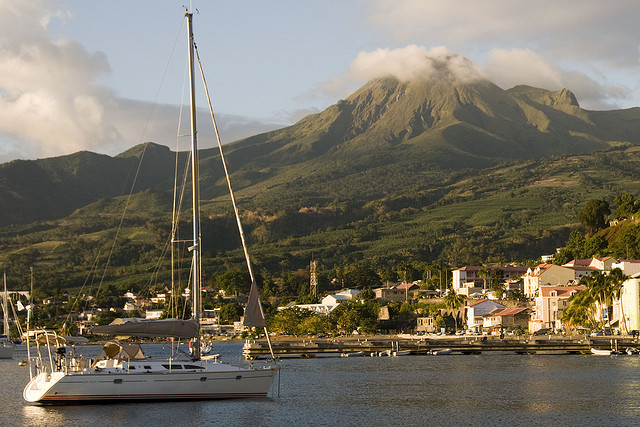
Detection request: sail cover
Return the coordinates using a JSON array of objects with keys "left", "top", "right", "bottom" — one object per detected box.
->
[
  {"left": 243, "top": 281, "right": 266, "bottom": 327},
  {"left": 92, "top": 318, "right": 199, "bottom": 339}
]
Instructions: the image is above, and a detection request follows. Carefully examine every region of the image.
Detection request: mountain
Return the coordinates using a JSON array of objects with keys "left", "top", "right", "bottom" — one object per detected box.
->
[{"left": 2, "top": 77, "right": 640, "bottom": 287}]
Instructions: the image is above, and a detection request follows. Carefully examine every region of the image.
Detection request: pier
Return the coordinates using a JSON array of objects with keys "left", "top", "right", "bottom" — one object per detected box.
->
[{"left": 243, "top": 335, "right": 638, "bottom": 359}]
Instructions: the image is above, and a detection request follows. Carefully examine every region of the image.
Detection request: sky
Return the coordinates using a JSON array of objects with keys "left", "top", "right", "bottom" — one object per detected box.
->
[{"left": 1, "top": 0, "right": 639, "bottom": 163}]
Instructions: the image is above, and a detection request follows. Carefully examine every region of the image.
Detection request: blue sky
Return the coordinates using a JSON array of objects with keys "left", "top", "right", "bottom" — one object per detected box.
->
[{"left": 1, "top": 0, "right": 639, "bottom": 162}]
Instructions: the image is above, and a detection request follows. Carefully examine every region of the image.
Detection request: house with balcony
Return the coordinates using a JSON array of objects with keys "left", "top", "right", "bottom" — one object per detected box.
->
[{"left": 528, "top": 285, "right": 584, "bottom": 332}]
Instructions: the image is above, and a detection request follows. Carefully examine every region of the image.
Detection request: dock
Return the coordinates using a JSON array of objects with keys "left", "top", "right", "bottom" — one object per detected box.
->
[{"left": 243, "top": 335, "right": 638, "bottom": 359}]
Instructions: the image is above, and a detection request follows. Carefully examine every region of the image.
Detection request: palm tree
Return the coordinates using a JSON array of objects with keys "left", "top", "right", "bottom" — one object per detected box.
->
[
  {"left": 562, "top": 290, "right": 596, "bottom": 330},
  {"left": 581, "top": 271, "right": 618, "bottom": 329},
  {"left": 443, "top": 286, "right": 466, "bottom": 331},
  {"left": 478, "top": 266, "right": 490, "bottom": 290}
]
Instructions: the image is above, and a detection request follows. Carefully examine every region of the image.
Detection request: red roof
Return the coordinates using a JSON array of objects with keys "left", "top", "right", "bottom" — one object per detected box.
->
[
  {"left": 494, "top": 307, "right": 528, "bottom": 317},
  {"left": 456, "top": 266, "right": 527, "bottom": 272},
  {"left": 539, "top": 285, "right": 584, "bottom": 298}
]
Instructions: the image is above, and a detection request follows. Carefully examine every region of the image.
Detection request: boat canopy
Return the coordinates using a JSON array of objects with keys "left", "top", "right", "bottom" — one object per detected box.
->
[{"left": 92, "top": 318, "right": 199, "bottom": 339}]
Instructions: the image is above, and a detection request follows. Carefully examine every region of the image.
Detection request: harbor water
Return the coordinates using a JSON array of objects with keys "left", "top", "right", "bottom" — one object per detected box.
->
[{"left": 2, "top": 342, "right": 640, "bottom": 426}]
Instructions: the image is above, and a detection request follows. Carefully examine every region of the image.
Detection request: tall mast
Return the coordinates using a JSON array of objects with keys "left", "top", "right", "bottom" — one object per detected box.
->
[{"left": 186, "top": 10, "right": 201, "bottom": 361}]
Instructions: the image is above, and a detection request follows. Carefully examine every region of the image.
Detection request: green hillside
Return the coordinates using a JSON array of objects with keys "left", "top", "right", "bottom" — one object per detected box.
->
[{"left": 1, "top": 77, "right": 640, "bottom": 296}]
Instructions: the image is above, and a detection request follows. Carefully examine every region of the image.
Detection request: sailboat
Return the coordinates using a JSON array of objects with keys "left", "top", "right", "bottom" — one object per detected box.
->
[
  {"left": 23, "top": 11, "right": 277, "bottom": 403},
  {"left": 0, "top": 272, "right": 14, "bottom": 359}
]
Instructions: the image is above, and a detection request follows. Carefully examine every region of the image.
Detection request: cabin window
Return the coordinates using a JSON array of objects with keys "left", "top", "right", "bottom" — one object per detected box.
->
[
  {"left": 144, "top": 366, "right": 152, "bottom": 370},
  {"left": 184, "top": 365, "right": 204, "bottom": 370},
  {"left": 161, "top": 364, "right": 182, "bottom": 369}
]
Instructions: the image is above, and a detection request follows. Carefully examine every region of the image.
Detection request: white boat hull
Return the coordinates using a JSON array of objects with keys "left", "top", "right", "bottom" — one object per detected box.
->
[
  {"left": 590, "top": 348, "right": 613, "bottom": 356},
  {"left": 24, "top": 365, "right": 277, "bottom": 403}
]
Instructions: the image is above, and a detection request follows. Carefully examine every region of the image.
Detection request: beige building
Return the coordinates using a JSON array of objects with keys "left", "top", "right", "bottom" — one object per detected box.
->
[{"left": 523, "top": 264, "right": 576, "bottom": 297}]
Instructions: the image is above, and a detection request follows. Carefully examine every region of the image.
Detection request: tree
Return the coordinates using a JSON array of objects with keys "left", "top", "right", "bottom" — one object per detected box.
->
[
  {"left": 565, "top": 230, "right": 586, "bottom": 259},
  {"left": 578, "top": 199, "right": 610, "bottom": 235},
  {"left": 583, "top": 236, "right": 608, "bottom": 258},
  {"left": 614, "top": 193, "right": 638, "bottom": 220},
  {"left": 358, "top": 287, "right": 376, "bottom": 301},
  {"left": 296, "top": 293, "right": 319, "bottom": 304},
  {"left": 478, "top": 266, "right": 490, "bottom": 290},
  {"left": 216, "top": 269, "right": 251, "bottom": 295},
  {"left": 443, "top": 287, "right": 465, "bottom": 331},
  {"left": 562, "top": 290, "right": 596, "bottom": 329},
  {"left": 608, "top": 268, "right": 629, "bottom": 333},
  {"left": 268, "top": 307, "right": 312, "bottom": 336},
  {"left": 218, "top": 302, "right": 244, "bottom": 325}
]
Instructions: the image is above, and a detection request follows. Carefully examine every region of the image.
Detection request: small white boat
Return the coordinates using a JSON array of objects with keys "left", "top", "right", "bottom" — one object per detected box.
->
[
  {"left": 378, "top": 350, "right": 392, "bottom": 357},
  {"left": 341, "top": 351, "right": 365, "bottom": 358},
  {"left": 429, "top": 348, "right": 453, "bottom": 355},
  {"left": 392, "top": 350, "right": 411, "bottom": 356},
  {"left": 590, "top": 347, "right": 613, "bottom": 356}
]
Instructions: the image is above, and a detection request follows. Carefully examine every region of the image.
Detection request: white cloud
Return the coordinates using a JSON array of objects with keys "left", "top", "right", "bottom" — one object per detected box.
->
[
  {"left": 365, "top": 0, "right": 640, "bottom": 109},
  {"left": 0, "top": 0, "right": 280, "bottom": 163},
  {"left": 485, "top": 49, "right": 564, "bottom": 91},
  {"left": 0, "top": 0, "right": 117, "bottom": 159},
  {"left": 322, "top": 45, "right": 488, "bottom": 99}
]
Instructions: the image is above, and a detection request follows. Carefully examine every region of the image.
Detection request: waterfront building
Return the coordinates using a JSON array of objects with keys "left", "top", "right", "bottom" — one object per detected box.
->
[
  {"left": 466, "top": 299, "right": 506, "bottom": 331},
  {"left": 528, "top": 285, "right": 584, "bottom": 332},
  {"left": 523, "top": 264, "right": 575, "bottom": 297},
  {"left": 483, "top": 307, "right": 530, "bottom": 331}
]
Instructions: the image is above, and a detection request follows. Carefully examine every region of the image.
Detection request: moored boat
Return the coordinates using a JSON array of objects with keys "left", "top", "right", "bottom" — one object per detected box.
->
[
  {"left": 590, "top": 347, "right": 613, "bottom": 356},
  {"left": 22, "top": 10, "right": 277, "bottom": 404}
]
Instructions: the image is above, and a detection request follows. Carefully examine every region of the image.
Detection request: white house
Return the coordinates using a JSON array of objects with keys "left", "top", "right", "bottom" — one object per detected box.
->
[
  {"left": 466, "top": 299, "right": 506, "bottom": 331},
  {"left": 280, "top": 289, "right": 361, "bottom": 315}
]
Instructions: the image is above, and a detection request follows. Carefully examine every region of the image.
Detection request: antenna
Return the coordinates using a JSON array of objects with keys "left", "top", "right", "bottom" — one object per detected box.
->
[{"left": 310, "top": 260, "right": 318, "bottom": 297}]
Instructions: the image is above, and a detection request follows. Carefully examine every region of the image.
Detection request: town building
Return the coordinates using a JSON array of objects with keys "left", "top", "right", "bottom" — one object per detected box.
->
[
  {"left": 620, "top": 273, "right": 640, "bottom": 332},
  {"left": 528, "top": 285, "right": 584, "bottom": 332},
  {"left": 466, "top": 299, "right": 506, "bottom": 331},
  {"left": 523, "top": 264, "right": 576, "bottom": 297},
  {"left": 452, "top": 266, "right": 528, "bottom": 296}
]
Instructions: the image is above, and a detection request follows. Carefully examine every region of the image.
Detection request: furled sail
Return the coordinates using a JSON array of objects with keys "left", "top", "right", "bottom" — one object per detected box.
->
[
  {"left": 92, "top": 318, "right": 199, "bottom": 339},
  {"left": 242, "top": 281, "right": 266, "bottom": 328}
]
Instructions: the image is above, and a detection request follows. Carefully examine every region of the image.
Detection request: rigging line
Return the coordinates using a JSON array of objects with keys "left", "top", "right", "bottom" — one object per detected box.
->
[
  {"left": 93, "top": 20, "right": 188, "bottom": 300},
  {"left": 63, "top": 251, "right": 102, "bottom": 327},
  {"left": 195, "top": 46, "right": 276, "bottom": 361},
  {"left": 194, "top": 47, "right": 255, "bottom": 285}
]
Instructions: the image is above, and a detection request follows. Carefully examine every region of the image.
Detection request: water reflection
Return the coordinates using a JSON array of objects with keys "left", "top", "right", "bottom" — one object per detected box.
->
[
  {"left": 7, "top": 346, "right": 640, "bottom": 425},
  {"left": 22, "top": 405, "right": 66, "bottom": 427}
]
